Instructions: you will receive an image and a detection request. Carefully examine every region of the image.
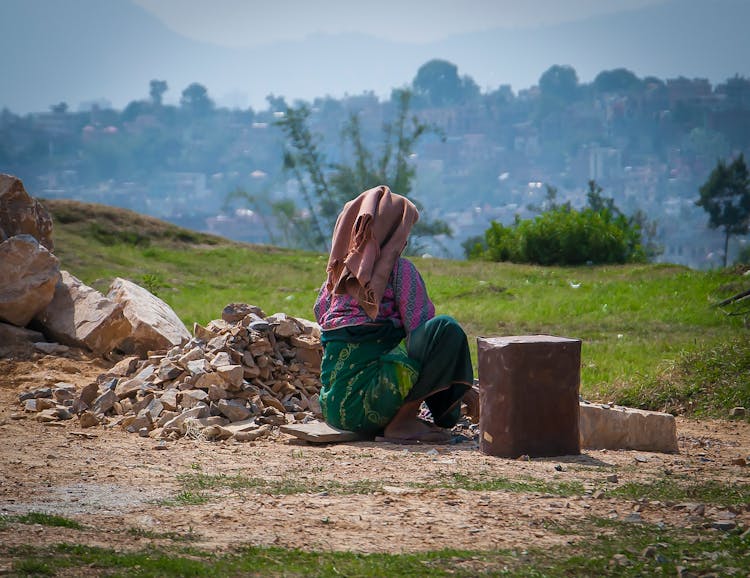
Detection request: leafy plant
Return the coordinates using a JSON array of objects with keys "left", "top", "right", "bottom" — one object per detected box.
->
[{"left": 469, "top": 181, "right": 650, "bottom": 266}]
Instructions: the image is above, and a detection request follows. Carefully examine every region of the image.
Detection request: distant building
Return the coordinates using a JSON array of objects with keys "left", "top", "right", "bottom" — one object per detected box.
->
[{"left": 588, "top": 146, "right": 622, "bottom": 181}]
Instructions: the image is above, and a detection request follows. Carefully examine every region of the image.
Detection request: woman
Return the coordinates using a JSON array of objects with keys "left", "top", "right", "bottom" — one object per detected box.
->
[{"left": 313, "top": 185, "right": 474, "bottom": 443}]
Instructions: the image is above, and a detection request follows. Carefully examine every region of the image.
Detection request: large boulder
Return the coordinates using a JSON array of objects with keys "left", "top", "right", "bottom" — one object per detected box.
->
[
  {"left": 0, "top": 234, "right": 60, "bottom": 326},
  {"left": 0, "top": 174, "right": 54, "bottom": 251},
  {"left": 34, "top": 271, "right": 132, "bottom": 356},
  {"left": 108, "top": 277, "right": 190, "bottom": 355}
]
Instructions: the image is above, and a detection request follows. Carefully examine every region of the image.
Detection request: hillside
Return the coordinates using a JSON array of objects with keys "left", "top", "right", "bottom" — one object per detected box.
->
[{"left": 39, "top": 199, "right": 750, "bottom": 416}]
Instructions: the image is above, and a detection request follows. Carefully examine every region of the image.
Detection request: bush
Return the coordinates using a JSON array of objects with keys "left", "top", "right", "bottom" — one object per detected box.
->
[{"left": 470, "top": 183, "right": 648, "bottom": 265}]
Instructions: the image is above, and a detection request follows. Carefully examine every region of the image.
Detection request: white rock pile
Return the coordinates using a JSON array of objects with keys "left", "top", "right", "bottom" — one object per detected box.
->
[{"left": 19, "top": 303, "right": 324, "bottom": 443}]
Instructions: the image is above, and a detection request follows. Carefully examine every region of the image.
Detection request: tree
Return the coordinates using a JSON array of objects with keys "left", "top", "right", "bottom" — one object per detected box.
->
[
  {"left": 593, "top": 68, "right": 642, "bottom": 94},
  {"left": 467, "top": 180, "right": 649, "bottom": 265},
  {"left": 412, "top": 59, "right": 477, "bottom": 107},
  {"left": 149, "top": 80, "right": 168, "bottom": 106},
  {"left": 50, "top": 102, "right": 68, "bottom": 114},
  {"left": 272, "top": 89, "right": 450, "bottom": 252},
  {"left": 696, "top": 155, "right": 750, "bottom": 267},
  {"left": 180, "top": 83, "right": 213, "bottom": 116},
  {"left": 330, "top": 90, "right": 451, "bottom": 251},
  {"left": 276, "top": 104, "right": 332, "bottom": 251},
  {"left": 538, "top": 65, "right": 579, "bottom": 103}
]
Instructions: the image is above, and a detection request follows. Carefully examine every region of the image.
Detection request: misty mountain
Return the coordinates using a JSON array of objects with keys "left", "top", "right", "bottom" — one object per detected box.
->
[{"left": 2, "top": 0, "right": 749, "bottom": 114}]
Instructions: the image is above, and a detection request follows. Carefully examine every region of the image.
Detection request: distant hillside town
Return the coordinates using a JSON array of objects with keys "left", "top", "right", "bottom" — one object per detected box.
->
[{"left": 2, "top": 61, "right": 749, "bottom": 268}]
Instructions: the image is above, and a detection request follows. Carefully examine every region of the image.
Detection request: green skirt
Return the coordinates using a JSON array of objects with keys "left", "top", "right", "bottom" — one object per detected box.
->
[{"left": 319, "top": 315, "right": 473, "bottom": 435}]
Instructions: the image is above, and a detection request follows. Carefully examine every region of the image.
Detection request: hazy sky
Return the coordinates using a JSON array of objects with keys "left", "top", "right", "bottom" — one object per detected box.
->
[{"left": 134, "top": 0, "right": 667, "bottom": 46}]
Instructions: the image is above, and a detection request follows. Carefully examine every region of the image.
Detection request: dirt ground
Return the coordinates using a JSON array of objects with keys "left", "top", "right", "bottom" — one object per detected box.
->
[{"left": 1, "top": 347, "right": 749, "bottom": 559}]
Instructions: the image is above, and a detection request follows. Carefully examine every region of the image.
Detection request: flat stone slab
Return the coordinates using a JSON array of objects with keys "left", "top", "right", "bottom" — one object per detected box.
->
[
  {"left": 280, "top": 421, "right": 361, "bottom": 443},
  {"left": 579, "top": 401, "right": 678, "bottom": 453}
]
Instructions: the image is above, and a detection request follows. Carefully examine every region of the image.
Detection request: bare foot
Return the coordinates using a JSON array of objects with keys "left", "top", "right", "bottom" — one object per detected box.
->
[{"left": 383, "top": 415, "right": 451, "bottom": 443}]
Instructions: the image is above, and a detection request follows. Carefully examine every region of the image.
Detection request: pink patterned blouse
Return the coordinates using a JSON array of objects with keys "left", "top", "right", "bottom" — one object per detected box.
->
[{"left": 314, "top": 257, "right": 435, "bottom": 333}]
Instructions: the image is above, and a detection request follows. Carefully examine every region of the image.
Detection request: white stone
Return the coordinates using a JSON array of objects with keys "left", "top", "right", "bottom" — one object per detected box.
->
[
  {"left": 268, "top": 313, "right": 301, "bottom": 338},
  {"left": 187, "top": 358, "right": 210, "bottom": 375},
  {"left": 159, "top": 389, "right": 179, "bottom": 412},
  {"left": 108, "top": 277, "right": 190, "bottom": 355},
  {"left": 579, "top": 402, "right": 678, "bottom": 453},
  {"left": 294, "top": 317, "right": 321, "bottom": 338},
  {"left": 192, "top": 371, "right": 225, "bottom": 389},
  {"left": 180, "top": 389, "right": 209, "bottom": 409}
]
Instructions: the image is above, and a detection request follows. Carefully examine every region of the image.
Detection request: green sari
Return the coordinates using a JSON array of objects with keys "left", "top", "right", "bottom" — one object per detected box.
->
[{"left": 319, "top": 315, "right": 473, "bottom": 435}]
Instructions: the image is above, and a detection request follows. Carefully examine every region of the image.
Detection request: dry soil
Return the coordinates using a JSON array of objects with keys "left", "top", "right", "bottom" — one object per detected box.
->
[{"left": 1, "top": 348, "right": 748, "bottom": 558}]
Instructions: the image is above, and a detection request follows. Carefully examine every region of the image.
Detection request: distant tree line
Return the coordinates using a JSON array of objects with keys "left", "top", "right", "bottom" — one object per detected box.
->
[{"left": 1, "top": 59, "right": 749, "bottom": 264}]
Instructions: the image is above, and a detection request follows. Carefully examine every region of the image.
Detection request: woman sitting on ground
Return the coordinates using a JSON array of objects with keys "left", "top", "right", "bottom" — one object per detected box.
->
[{"left": 313, "top": 185, "right": 474, "bottom": 443}]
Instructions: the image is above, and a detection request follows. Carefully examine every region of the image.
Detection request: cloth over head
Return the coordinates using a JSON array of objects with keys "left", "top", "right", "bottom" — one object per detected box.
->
[{"left": 325, "top": 185, "right": 419, "bottom": 319}]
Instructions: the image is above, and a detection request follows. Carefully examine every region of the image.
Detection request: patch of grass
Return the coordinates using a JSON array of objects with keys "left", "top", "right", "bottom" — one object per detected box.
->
[
  {"left": 1, "top": 512, "right": 85, "bottom": 530},
  {"left": 158, "top": 491, "right": 211, "bottom": 507},
  {"left": 557, "top": 517, "right": 750, "bottom": 576},
  {"left": 87, "top": 221, "right": 150, "bottom": 247},
  {"left": 433, "top": 472, "right": 585, "bottom": 497},
  {"left": 12, "top": 558, "right": 56, "bottom": 576},
  {"left": 126, "top": 527, "right": 200, "bottom": 542},
  {"left": 176, "top": 472, "right": 383, "bottom": 496},
  {"left": 5, "top": 519, "right": 749, "bottom": 576},
  {"left": 614, "top": 336, "right": 750, "bottom": 415},
  {"left": 608, "top": 477, "right": 750, "bottom": 506},
  {"left": 175, "top": 471, "right": 585, "bottom": 499}
]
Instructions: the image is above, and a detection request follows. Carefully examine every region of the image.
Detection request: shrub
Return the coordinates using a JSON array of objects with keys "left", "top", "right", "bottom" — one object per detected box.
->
[{"left": 470, "top": 182, "right": 648, "bottom": 265}]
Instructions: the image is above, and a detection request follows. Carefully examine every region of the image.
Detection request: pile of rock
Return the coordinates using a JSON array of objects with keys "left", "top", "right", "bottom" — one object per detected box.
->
[
  {"left": 19, "top": 303, "right": 324, "bottom": 443},
  {"left": 2, "top": 172, "right": 326, "bottom": 443}
]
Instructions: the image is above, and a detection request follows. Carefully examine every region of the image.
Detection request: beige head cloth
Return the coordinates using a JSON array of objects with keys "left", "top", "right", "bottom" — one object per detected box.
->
[{"left": 325, "top": 185, "right": 419, "bottom": 319}]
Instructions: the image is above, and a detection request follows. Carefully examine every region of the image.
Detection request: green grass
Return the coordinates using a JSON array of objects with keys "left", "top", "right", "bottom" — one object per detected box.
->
[
  {"left": 125, "top": 527, "right": 200, "bottom": 542},
  {"left": 431, "top": 472, "right": 586, "bottom": 496},
  {"left": 177, "top": 471, "right": 383, "bottom": 496},
  {"left": 44, "top": 200, "right": 750, "bottom": 416},
  {"left": 0, "top": 512, "right": 84, "bottom": 530},
  {"left": 608, "top": 477, "right": 750, "bottom": 506},
  {"left": 5, "top": 518, "right": 749, "bottom": 577},
  {"left": 171, "top": 471, "right": 585, "bottom": 501},
  {"left": 615, "top": 336, "right": 750, "bottom": 415},
  {"left": 157, "top": 491, "right": 212, "bottom": 507}
]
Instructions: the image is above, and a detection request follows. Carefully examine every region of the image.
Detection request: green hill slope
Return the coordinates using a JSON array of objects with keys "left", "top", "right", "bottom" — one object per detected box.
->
[{"left": 41, "top": 199, "right": 749, "bottom": 417}]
